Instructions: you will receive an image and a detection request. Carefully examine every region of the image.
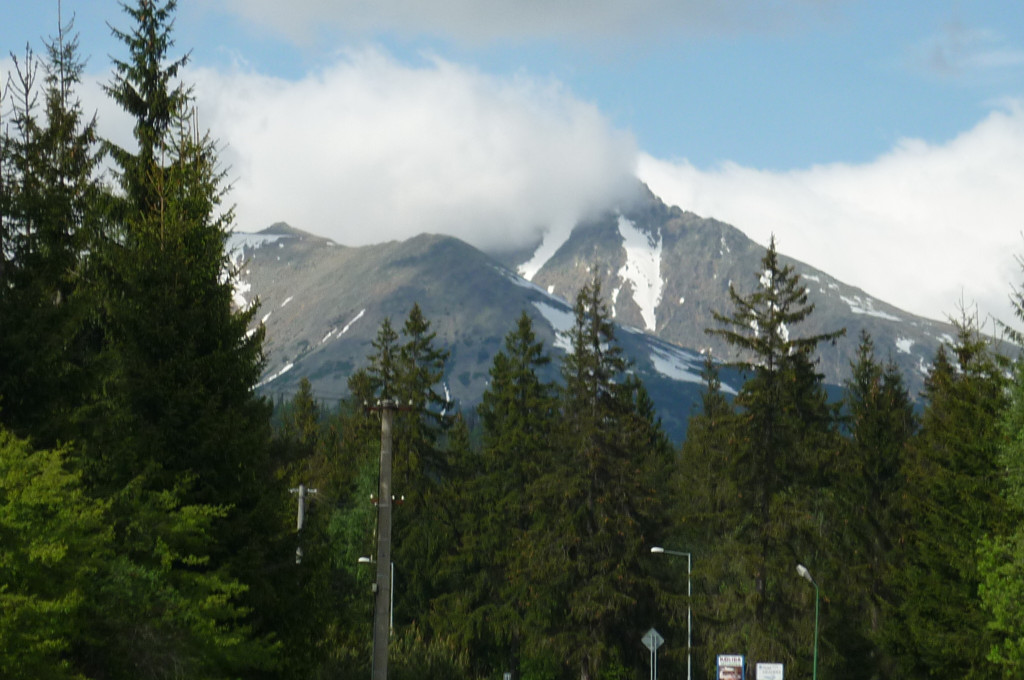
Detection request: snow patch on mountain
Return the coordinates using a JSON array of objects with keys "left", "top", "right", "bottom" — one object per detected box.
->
[
  {"left": 895, "top": 337, "right": 914, "bottom": 354},
  {"left": 258, "top": 362, "right": 294, "bottom": 387},
  {"left": 321, "top": 309, "right": 367, "bottom": 344},
  {"left": 518, "top": 220, "right": 574, "bottom": 281},
  {"left": 227, "top": 232, "right": 290, "bottom": 310},
  {"left": 233, "top": 279, "right": 253, "bottom": 310},
  {"left": 840, "top": 294, "right": 901, "bottom": 321},
  {"left": 648, "top": 346, "right": 703, "bottom": 385},
  {"left": 616, "top": 215, "right": 663, "bottom": 332},
  {"left": 531, "top": 300, "right": 574, "bottom": 353}
]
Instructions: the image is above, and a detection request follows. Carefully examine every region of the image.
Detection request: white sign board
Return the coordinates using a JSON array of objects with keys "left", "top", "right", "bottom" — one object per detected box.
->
[
  {"left": 756, "top": 662, "right": 784, "bottom": 680},
  {"left": 717, "top": 654, "right": 744, "bottom": 680}
]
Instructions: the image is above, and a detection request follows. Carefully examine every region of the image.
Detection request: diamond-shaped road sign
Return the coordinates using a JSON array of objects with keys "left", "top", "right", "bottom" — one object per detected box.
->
[{"left": 642, "top": 627, "right": 665, "bottom": 652}]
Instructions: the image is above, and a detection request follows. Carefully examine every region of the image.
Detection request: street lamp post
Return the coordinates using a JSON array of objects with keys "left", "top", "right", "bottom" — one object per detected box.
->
[
  {"left": 651, "top": 547, "right": 691, "bottom": 680},
  {"left": 796, "top": 564, "right": 819, "bottom": 680}
]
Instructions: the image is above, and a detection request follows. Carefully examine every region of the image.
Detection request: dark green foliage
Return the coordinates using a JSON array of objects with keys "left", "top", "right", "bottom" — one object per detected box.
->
[
  {"left": 978, "top": 267, "right": 1024, "bottom": 676},
  {"left": 6, "top": 6, "right": 1024, "bottom": 677},
  {"left": 893, "top": 317, "right": 1010, "bottom": 679},
  {"left": 978, "top": 354, "right": 1024, "bottom": 675},
  {"left": 1, "top": 2, "right": 279, "bottom": 676},
  {"left": 431, "top": 311, "right": 558, "bottom": 678},
  {"left": 0, "top": 15, "right": 105, "bottom": 448},
  {"left": 516, "top": 278, "right": 676, "bottom": 680},
  {"left": 701, "top": 236, "right": 844, "bottom": 676},
  {"left": 828, "top": 331, "right": 917, "bottom": 678}
]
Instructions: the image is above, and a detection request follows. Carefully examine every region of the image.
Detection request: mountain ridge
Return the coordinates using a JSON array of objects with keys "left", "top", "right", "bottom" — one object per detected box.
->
[{"left": 230, "top": 185, "right": 967, "bottom": 440}]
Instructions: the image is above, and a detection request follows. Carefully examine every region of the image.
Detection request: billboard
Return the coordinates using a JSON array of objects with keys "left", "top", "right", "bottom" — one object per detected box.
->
[{"left": 717, "top": 654, "right": 744, "bottom": 680}]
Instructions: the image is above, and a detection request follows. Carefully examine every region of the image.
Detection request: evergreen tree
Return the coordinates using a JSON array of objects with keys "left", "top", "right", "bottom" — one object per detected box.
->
[
  {"left": 896, "top": 318, "right": 1011, "bottom": 679},
  {"left": 392, "top": 304, "right": 455, "bottom": 630},
  {"left": 979, "top": 351, "right": 1024, "bottom": 675},
  {"left": 60, "top": 3, "right": 278, "bottom": 675},
  {"left": 0, "top": 427, "right": 108, "bottom": 679},
  {"left": 704, "top": 236, "right": 844, "bottom": 675},
  {"left": 0, "top": 13, "right": 105, "bottom": 447},
  {"left": 675, "top": 353, "right": 746, "bottom": 676},
  {"left": 356, "top": 307, "right": 454, "bottom": 641},
  {"left": 831, "top": 331, "right": 917, "bottom": 679},
  {"left": 977, "top": 263, "right": 1024, "bottom": 677},
  {"left": 431, "top": 311, "right": 558, "bottom": 678},
  {"left": 518, "top": 277, "right": 675, "bottom": 680}
]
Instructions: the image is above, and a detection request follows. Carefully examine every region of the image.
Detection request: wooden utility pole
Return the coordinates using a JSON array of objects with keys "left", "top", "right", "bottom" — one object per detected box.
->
[{"left": 370, "top": 399, "right": 396, "bottom": 680}]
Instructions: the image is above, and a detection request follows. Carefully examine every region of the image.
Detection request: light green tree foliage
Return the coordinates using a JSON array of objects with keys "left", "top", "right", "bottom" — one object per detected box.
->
[
  {"left": 0, "top": 428, "right": 108, "bottom": 679},
  {"left": 978, "top": 277, "right": 1024, "bottom": 677},
  {"left": 704, "top": 236, "right": 844, "bottom": 675},
  {"left": 895, "top": 317, "right": 1010, "bottom": 680},
  {"left": 518, "top": 277, "right": 675, "bottom": 680},
  {"left": 979, "top": 352, "right": 1024, "bottom": 676}
]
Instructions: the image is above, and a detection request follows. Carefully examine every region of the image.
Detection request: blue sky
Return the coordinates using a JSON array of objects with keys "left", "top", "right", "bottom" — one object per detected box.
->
[{"left": 4, "top": 0, "right": 1024, "bottom": 325}]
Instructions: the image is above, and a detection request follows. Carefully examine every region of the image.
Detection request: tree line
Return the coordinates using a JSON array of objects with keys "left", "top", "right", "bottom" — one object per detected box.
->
[{"left": 3, "top": 2, "right": 1024, "bottom": 679}]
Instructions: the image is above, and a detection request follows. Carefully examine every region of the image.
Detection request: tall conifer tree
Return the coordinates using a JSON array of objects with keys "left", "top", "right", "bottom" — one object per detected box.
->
[
  {"left": 518, "top": 277, "right": 674, "bottom": 680},
  {"left": 895, "top": 319, "right": 1010, "bottom": 680},
  {"left": 704, "top": 236, "right": 844, "bottom": 674},
  {"left": 830, "top": 331, "right": 917, "bottom": 678},
  {"left": 0, "top": 13, "right": 104, "bottom": 447},
  {"left": 65, "top": 3, "right": 277, "bottom": 675},
  {"left": 431, "top": 311, "right": 557, "bottom": 678},
  {"left": 977, "top": 269, "right": 1024, "bottom": 676}
]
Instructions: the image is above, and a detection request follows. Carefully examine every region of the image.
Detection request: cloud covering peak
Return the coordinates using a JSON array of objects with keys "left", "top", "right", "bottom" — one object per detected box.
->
[
  {"left": 638, "top": 101, "right": 1024, "bottom": 325},
  {"left": 190, "top": 49, "right": 638, "bottom": 251}
]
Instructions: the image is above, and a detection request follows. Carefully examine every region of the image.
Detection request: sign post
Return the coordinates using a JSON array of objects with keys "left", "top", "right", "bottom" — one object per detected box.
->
[{"left": 642, "top": 628, "right": 665, "bottom": 680}]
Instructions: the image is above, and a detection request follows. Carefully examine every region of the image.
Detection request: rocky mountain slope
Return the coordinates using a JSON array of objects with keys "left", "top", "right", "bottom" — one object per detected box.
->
[
  {"left": 522, "top": 185, "right": 955, "bottom": 397},
  {"left": 230, "top": 187, "right": 964, "bottom": 441}
]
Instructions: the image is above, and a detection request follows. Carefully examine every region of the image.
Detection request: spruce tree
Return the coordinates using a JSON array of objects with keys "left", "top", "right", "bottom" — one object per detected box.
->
[
  {"left": 675, "top": 353, "right": 746, "bottom": 676},
  {"left": 518, "top": 277, "right": 674, "bottom": 680},
  {"left": 704, "top": 236, "right": 844, "bottom": 675},
  {"left": 0, "top": 427, "right": 108, "bottom": 679},
  {"left": 0, "top": 14, "right": 104, "bottom": 447},
  {"left": 979, "top": 346, "right": 1024, "bottom": 675},
  {"left": 431, "top": 311, "right": 558, "bottom": 678},
  {"left": 976, "top": 264, "right": 1024, "bottom": 676},
  {"left": 63, "top": 3, "right": 277, "bottom": 675},
  {"left": 896, "top": 318, "right": 1011, "bottom": 680},
  {"left": 831, "top": 331, "right": 916, "bottom": 678}
]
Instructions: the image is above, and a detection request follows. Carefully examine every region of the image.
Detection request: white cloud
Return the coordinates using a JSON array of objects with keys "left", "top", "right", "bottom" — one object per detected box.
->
[
  {"left": 917, "top": 22, "right": 1024, "bottom": 77},
  {"left": 186, "top": 49, "right": 638, "bottom": 252},
  {"left": 215, "top": 0, "right": 839, "bottom": 44},
  {"left": 638, "top": 101, "right": 1024, "bottom": 326}
]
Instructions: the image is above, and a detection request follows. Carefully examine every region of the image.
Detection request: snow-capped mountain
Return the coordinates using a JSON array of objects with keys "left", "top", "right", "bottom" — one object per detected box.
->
[
  {"left": 230, "top": 186, "right": 964, "bottom": 440},
  {"left": 519, "top": 184, "right": 957, "bottom": 398}
]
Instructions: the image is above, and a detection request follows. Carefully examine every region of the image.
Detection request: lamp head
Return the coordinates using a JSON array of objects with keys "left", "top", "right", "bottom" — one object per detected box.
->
[
  {"left": 650, "top": 546, "right": 665, "bottom": 554},
  {"left": 796, "top": 563, "right": 815, "bottom": 584}
]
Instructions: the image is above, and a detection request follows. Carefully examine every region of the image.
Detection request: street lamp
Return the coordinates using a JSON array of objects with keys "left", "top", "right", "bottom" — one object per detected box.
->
[
  {"left": 651, "top": 547, "right": 691, "bottom": 680},
  {"left": 796, "top": 564, "right": 819, "bottom": 680}
]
